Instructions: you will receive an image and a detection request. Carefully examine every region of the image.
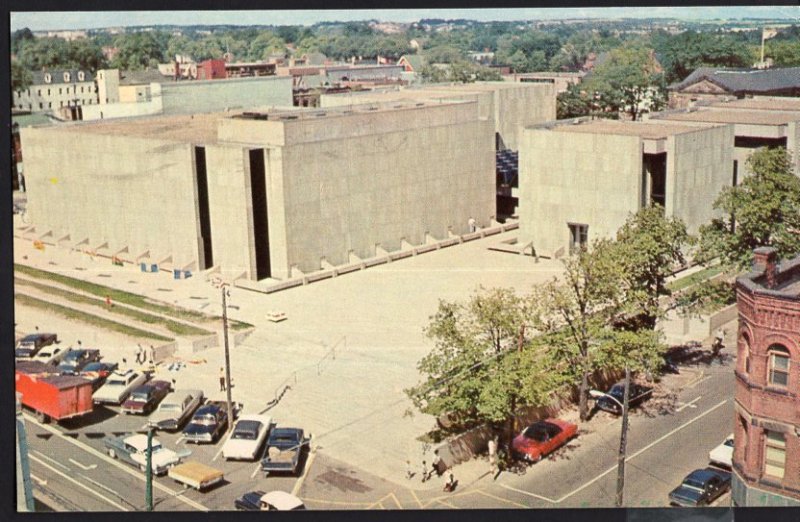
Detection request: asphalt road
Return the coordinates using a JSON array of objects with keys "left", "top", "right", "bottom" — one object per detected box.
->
[{"left": 24, "top": 402, "right": 305, "bottom": 512}]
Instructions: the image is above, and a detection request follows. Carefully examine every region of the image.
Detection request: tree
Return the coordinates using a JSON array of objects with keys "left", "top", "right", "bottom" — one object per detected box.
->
[
  {"left": 765, "top": 40, "right": 800, "bottom": 67},
  {"left": 656, "top": 32, "right": 753, "bottom": 84},
  {"left": 530, "top": 240, "right": 626, "bottom": 421},
  {"left": 584, "top": 45, "right": 665, "bottom": 121},
  {"left": 697, "top": 147, "right": 800, "bottom": 270},
  {"left": 11, "top": 61, "right": 32, "bottom": 94},
  {"left": 111, "top": 32, "right": 166, "bottom": 71},
  {"left": 614, "top": 205, "right": 690, "bottom": 331},
  {"left": 557, "top": 83, "right": 592, "bottom": 119},
  {"left": 11, "top": 27, "right": 35, "bottom": 56}
]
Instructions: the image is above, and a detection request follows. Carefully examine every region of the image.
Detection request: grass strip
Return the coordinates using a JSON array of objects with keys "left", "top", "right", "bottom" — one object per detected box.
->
[
  {"left": 667, "top": 266, "right": 722, "bottom": 292},
  {"left": 15, "top": 264, "right": 252, "bottom": 330},
  {"left": 16, "top": 293, "right": 173, "bottom": 342},
  {"left": 15, "top": 278, "right": 212, "bottom": 337}
]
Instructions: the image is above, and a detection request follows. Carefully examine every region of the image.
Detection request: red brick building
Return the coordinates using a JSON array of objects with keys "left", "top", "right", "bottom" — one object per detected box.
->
[
  {"left": 197, "top": 59, "right": 227, "bottom": 81},
  {"left": 733, "top": 247, "right": 800, "bottom": 506}
]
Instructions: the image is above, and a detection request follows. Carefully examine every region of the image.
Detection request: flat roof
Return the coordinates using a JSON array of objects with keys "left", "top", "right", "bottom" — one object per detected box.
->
[
  {"left": 658, "top": 109, "right": 799, "bottom": 126},
  {"left": 59, "top": 111, "right": 232, "bottom": 143},
  {"left": 547, "top": 119, "right": 706, "bottom": 139},
  {"left": 710, "top": 97, "right": 800, "bottom": 112}
]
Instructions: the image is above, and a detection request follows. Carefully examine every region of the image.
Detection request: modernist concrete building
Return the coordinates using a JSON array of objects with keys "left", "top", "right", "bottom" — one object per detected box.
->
[
  {"left": 733, "top": 247, "right": 800, "bottom": 507},
  {"left": 13, "top": 69, "right": 97, "bottom": 113},
  {"left": 648, "top": 97, "right": 800, "bottom": 177},
  {"left": 517, "top": 119, "right": 734, "bottom": 258},
  {"left": 21, "top": 100, "right": 494, "bottom": 281}
]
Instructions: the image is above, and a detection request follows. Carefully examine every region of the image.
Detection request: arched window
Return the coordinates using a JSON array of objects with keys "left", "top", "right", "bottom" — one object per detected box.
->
[
  {"left": 767, "top": 344, "right": 790, "bottom": 387},
  {"left": 739, "top": 332, "right": 751, "bottom": 374},
  {"left": 63, "top": 72, "right": 71, "bottom": 82},
  {"left": 78, "top": 71, "right": 85, "bottom": 81}
]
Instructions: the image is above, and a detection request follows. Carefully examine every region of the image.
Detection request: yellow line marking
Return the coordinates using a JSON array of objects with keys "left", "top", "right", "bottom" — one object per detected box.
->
[
  {"left": 409, "top": 488, "right": 424, "bottom": 509},
  {"left": 301, "top": 497, "right": 373, "bottom": 507},
  {"left": 474, "top": 489, "right": 529, "bottom": 508},
  {"left": 388, "top": 492, "right": 403, "bottom": 509},
  {"left": 437, "top": 499, "right": 459, "bottom": 509},
  {"left": 497, "top": 483, "right": 557, "bottom": 503},
  {"left": 29, "top": 454, "right": 129, "bottom": 511},
  {"left": 291, "top": 450, "right": 315, "bottom": 496}
]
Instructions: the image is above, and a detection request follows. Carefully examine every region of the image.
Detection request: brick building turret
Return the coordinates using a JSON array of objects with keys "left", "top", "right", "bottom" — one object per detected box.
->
[{"left": 733, "top": 247, "right": 800, "bottom": 506}]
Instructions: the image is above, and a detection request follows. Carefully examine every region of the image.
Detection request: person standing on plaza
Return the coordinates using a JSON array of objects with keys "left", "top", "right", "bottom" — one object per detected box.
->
[
  {"left": 421, "top": 460, "right": 430, "bottom": 483},
  {"left": 149, "top": 345, "right": 156, "bottom": 365},
  {"left": 405, "top": 460, "right": 414, "bottom": 480},
  {"left": 488, "top": 436, "right": 499, "bottom": 478},
  {"left": 219, "top": 367, "right": 226, "bottom": 392}
]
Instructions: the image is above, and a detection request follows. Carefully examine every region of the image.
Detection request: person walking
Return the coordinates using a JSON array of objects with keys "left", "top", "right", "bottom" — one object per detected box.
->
[
  {"left": 149, "top": 345, "right": 156, "bottom": 365},
  {"left": 421, "top": 460, "right": 430, "bottom": 483},
  {"left": 443, "top": 471, "right": 457, "bottom": 492},
  {"left": 135, "top": 344, "right": 143, "bottom": 365},
  {"left": 219, "top": 367, "right": 226, "bottom": 392},
  {"left": 405, "top": 460, "right": 415, "bottom": 480},
  {"left": 488, "top": 436, "right": 499, "bottom": 478},
  {"left": 431, "top": 449, "right": 444, "bottom": 477}
]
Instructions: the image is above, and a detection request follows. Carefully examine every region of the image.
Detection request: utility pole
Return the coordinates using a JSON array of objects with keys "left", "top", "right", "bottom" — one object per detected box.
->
[
  {"left": 615, "top": 366, "right": 630, "bottom": 508},
  {"left": 222, "top": 286, "right": 233, "bottom": 432},
  {"left": 145, "top": 427, "right": 154, "bottom": 511}
]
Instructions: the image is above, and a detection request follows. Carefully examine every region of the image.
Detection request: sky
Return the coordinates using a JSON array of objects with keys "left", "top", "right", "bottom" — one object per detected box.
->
[{"left": 10, "top": 6, "right": 800, "bottom": 32}]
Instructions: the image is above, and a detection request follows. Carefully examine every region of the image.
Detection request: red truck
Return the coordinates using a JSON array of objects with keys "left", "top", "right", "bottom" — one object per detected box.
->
[{"left": 15, "top": 360, "right": 94, "bottom": 423}]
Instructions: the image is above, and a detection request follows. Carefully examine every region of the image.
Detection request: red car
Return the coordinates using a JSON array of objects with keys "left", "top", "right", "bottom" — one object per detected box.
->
[
  {"left": 512, "top": 418, "right": 577, "bottom": 463},
  {"left": 121, "top": 380, "right": 172, "bottom": 415}
]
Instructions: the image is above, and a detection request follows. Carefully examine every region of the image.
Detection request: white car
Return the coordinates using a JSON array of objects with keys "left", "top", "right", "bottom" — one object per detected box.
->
[
  {"left": 31, "top": 346, "right": 70, "bottom": 366},
  {"left": 709, "top": 434, "right": 734, "bottom": 468},
  {"left": 222, "top": 414, "right": 273, "bottom": 461},
  {"left": 93, "top": 369, "right": 147, "bottom": 405},
  {"left": 104, "top": 433, "right": 188, "bottom": 475}
]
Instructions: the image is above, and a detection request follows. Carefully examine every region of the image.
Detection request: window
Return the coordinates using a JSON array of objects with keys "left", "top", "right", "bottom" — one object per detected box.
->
[
  {"left": 78, "top": 71, "right": 85, "bottom": 81},
  {"left": 740, "top": 332, "right": 751, "bottom": 374},
  {"left": 568, "top": 223, "right": 588, "bottom": 254},
  {"left": 764, "top": 431, "right": 786, "bottom": 479},
  {"left": 63, "top": 72, "right": 71, "bottom": 82},
  {"left": 44, "top": 73, "right": 52, "bottom": 83},
  {"left": 59, "top": 88, "right": 63, "bottom": 95},
  {"left": 81, "top": 86, "right": 84, "bottom": 93},
  {"left": 39, "top": 102, "right": 43, "bottom": 109},
  {"left": 768, "top": 345, "right": 790, "bottom": 387}
]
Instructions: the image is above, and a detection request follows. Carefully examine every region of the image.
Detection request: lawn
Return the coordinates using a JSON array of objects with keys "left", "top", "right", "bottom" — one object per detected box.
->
[{"left": 666, "top": 266, "right": 723, "bottom": 292}]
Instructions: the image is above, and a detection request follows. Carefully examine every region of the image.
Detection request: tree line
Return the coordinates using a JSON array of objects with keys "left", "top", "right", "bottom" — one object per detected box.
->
[{"left": 406, "top": 147, "right": 800, "bottom": 451}]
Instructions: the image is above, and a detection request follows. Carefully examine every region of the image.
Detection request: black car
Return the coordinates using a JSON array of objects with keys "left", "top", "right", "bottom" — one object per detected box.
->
[
  {"left": 58, "top": 349, "right": 101, "bottom": 374},
  {"left": 595, "top": 382, "right": 653, "bottom": 414},
  {"left": 183, "top": 402, "right": 230, "bottom": 443},
  {"left": 669, "top": 467, "right": 731, "bottom": 507},
  {"left": 234, "top": 490, "right": 267, "bottom": 511},
  {"left": 78, "top": 362, "right": 119, "bottom": 390},
  {"left": 15, "top": 333, "right": 58, "bottom": 358}
]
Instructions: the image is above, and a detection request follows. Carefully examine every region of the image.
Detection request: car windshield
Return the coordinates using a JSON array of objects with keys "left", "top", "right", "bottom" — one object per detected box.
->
[
  {"left": 83, "top": 363, "right": 103, "bottom": 371},
  {"left": 233, "top": 421, "right": 261, "bottom": 440},
  {"left": 131, "top": 391, "right": 149, "bottom": 401},
  {"left": 16, "top": 349, "right": 33, "bottom": 357},
  {"left": 150, "top": 443, "right": 163, "bottom": 452},
  {"left": 107, "top": 379, "right": 126, "bottom": 386},
  {"left": 724, "top": 439, "right": 734, "bottom": 448},
  {"left": 161, "top": 403, "right": 182, "bottom": 412},
  {"left": 684, "top": 477, "right": 706, "bottom": 490},
  {"left": 522, "top": 425, "right": 549, "bottom": 441},
  {"left": 193, "top": 415, "right": 216, "bottom": 425}
]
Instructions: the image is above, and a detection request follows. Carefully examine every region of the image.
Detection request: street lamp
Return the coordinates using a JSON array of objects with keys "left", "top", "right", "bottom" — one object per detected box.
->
[
  {"left": 221, "top": 286, "right": 233, "bottom": 433},
  {"left": 589, "top": 366, "right": 631, "bottom": 508}
]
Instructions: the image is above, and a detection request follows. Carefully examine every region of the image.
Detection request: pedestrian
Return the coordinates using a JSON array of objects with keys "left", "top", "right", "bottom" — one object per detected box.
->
[
  {"left": 149, "top": 345, "right": 156, "bottom": 365},
  {"left": 421, "top": 460, "right": 430, "bottom": 483},
  {"left": 77, "top": 340, "right": 82, "bottom": 347},
  {"left": 405, "top": 460, "right": 415, "bottom": 480},
  {"left": 105, "top": 295, "right": 112, "bottom": 308},
  {"left": 135, "top": 344, "right": 143, "bottom": 364},
  {"left": 443, "top": 471, "right": 457, "bottom": 492},
  {"left": 488, "top": 436, "right": 498, "bottom": 478},
  {"left": 431, "top": 449, "right": 444, "bottom": 477},
  {"left": 219, "top": 367, "right": 226, "bottom": 392},
  {"left": 468, "top": 217, "right": 477, "bottom": 233}
]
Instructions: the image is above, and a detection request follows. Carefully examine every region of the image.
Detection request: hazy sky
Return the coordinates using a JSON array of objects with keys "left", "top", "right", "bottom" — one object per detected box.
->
[{"left": 10, "top": 7, "right": 800, "bottom": 32}]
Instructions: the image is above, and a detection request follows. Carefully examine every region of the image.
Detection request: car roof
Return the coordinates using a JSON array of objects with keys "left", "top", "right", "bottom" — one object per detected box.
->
[
  {"left": 260, "top": 491, "right": 304, "bottom": 510},
  {"left": 687, "top": 469, "right": 717, "bottom": 482},
  {"left": 238, "top": 414, "right": 272, "bottom": 425},
  {"left": 271, "top": 427, "right": 301, "bottom": 436},
  {"left": 126, "top": 434, "right": 161, "bottom": 450},
  {"left": 196, "top": 404, "right": 221, "bottom": 414}
]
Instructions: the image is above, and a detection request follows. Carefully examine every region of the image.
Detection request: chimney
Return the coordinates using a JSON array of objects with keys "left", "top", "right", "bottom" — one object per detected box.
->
[{"left": 753, "top": 247, "right": 778, "bottom": 289}]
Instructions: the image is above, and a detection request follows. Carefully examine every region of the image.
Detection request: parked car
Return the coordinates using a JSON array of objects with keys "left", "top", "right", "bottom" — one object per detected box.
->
[
  {"left": 57, "top": 349, "right": 101, "bottom": 374},
  {"left": 121, "top": 380, "right": 172, "bottom": 415},
  {"left": 222, "top": 414, "right": 273, "bottom": 460},
  {"left": 78, "top": 362, "right": 119, "bottom": 391},
  {"left": 183, "top": 401, "right": 239, "bottom": 444},
  {"left": 709, "top": 434, "right": 734, "bottom": 468},
  {"left": 168, "top": 461, "right": 224, "bottom": 491},
  {"left": 148, "top": 389, "right": 204, "bottom": 431},
  {"left": 511, "top": 419, "right": 578, "bottom": 463},
  {"left": 93, "top": 369, "right": 148, "bottom": 405},
  {"left": 595, "top": 382, "right": 653, "bottom": 415},
  {"left": 669, "top": 468, "right": 731, "bottom": 507},
  {"left": 30, "top": 346, "right": 70, "bottom": 366},
  {"left": 260, "top": 427, "right": 308, "bottom": 475},
  {"left": 15, "top": 333, "right": 58, "bottom": 359},
  {"left": 104, "top": 433, "right": 187, "bottom": 475},
  {"left": 234, "top": 490, "right": 305, "bottom": 511}
]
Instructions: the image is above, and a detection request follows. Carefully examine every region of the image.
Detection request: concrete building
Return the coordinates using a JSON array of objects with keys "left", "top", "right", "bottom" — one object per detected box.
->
[
  {"left": 733, "top": 247, "right": 800, "bottom": 507},
  {"left": 21, "top": 100, "right": 494, "bottom": 280},
  {"left": 504, "top": 71, "right": 585, "bottom": 94},
  {"left": 517, "top": 119, "right": 734, "bottom": 258},
  {"left": 648, "top": 97, "right": 800, "bottom": 177},
  {"left": 669, "top": 67, "right": 800, "bottom": 109},
  {"left": 13, "top": 69, "right": 97, "bottom": 113}
]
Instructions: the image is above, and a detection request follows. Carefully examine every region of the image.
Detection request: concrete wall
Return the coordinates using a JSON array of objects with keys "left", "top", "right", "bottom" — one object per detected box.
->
[
  {"left": 21, "top": 127, "right": 201, "bottom": 267},
  {"left": 157, "top": 76, "right": 294, "bottom": 115},
  {"left": 518, "top": 128, "right": 642, "bottom": 258},
  {"left": 80, "top": 98, "right": 162, "bottom": 121},
  {"left": 119, "top": 84, "right": 151, "bottom": 103},
  {"left": 97, "top": 69, "right": 120, "bottom": 104},
  {"left": 667, "top": 124, "right": 734, "bottom": 233}
]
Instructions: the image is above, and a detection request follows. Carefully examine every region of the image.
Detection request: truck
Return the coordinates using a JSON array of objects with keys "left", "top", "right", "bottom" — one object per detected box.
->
[
  {"left": 168, "top": 461, "right": 224, "bottom": 491},
  {"left": 15, "top": 360, "right": 94, "bottom": 423},
  {"left": 260, "top": 427, "right": 307, "bottom": 476}
]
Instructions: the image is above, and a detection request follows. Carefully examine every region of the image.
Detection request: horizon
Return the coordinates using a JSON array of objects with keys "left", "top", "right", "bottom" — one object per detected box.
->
[{"left": 11, "top": 7, "right": 800, "bottom": 32}]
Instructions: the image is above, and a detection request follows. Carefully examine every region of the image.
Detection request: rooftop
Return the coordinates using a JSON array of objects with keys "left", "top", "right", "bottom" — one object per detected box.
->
[
  {"left": 669, "top": 67, "right": 800, "bottom": 94},
  {"left": 544, "top": 119, "right": 706, "bottom": 139},
  {"left": 738, "top": 251, "right": 800, "bottom": 299},
  {"left": 657, "top": 108, "right": 800, "bottom": 126},
  {"left": 709, "top": 97, "right": 800, "bottom": 112},
  {"left": 62, "top": 111, "right": 232, "bottom": 143}
]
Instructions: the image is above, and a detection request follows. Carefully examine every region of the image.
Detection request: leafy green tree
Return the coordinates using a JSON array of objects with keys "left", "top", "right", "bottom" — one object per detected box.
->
[
  {"left": 66, "top": 39, "right": 107, "bottom": 71},
  {"left": 556, "top": 83, "right": 592, "bottom": 119},
  {"left": 425, "top": 45, "right": 465, "bottom": 64},
  {"left": 530, "top": 239, "right": 626, "bottom": 421},
  {"left": 11, "top": 61, "right": 33, "bottom": 94},
  {"left": 765, "top": 40, "right": 800, "bottom": 67},
  {"left": 11, "top": 27, "right": 35, "bottom": 56},
  {"left": 656, "top": 32, "right": 753, "bottom": 83},
  {"left": 697, "top": 147, "right": 800, "bottom": 270},
  {"left": 247, "top": 32, "right": 286, "bottom": 61},
  {"left": 584, "top": 45, "right": 665, "bottom": 121},
  {"left": 111, "top": 32, "right": 166, "bottom": 70},
  {"left": 17, "top": 37, "right": 71, "bottom": 70},
  {"left": 614, "top": 205, "right": 690, "bottom": 331}
]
